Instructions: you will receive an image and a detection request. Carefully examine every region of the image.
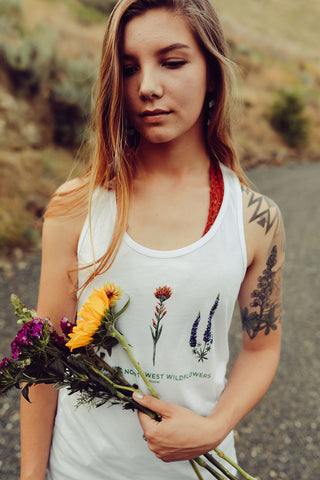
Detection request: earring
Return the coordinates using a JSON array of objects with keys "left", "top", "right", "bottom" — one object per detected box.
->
[
  {"left": 207, "top": 97, "right": 215, "bottom": 125},
  {"left": 208, "top": 98, "right": 215, "bottom": 115}
]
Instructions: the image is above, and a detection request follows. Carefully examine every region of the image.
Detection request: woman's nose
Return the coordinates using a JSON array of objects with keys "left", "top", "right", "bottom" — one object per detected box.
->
[{"left": 139, "top": 67, "right": 163, "bottom": 100}]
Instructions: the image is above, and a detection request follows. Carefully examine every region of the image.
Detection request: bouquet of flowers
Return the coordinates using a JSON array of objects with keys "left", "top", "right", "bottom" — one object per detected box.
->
[{"left": 0, "top": 284, "right": 256, "bottom": 480}]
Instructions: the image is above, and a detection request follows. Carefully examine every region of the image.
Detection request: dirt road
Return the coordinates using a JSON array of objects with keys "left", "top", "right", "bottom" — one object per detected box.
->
[{"left": 1, "top": 161, "right": 319, "bottom": 480}]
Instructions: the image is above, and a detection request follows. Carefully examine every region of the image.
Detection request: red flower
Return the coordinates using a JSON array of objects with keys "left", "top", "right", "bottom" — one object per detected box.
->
[{"left": 154, "top": 286, "right": 172, "bottom": 301}]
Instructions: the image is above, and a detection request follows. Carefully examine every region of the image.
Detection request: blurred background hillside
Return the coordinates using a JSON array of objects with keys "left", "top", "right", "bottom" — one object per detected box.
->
[{"left": 0, "top": 0, "right": 319, "bottom": 257}]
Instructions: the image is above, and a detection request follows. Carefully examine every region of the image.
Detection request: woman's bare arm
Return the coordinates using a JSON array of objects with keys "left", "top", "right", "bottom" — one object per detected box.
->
[
  {"left": 131, "top": 190, "right": 285, "bottom": 463},
  {"left": 20, "top": 186, "right": 85, "bottom": 480}
]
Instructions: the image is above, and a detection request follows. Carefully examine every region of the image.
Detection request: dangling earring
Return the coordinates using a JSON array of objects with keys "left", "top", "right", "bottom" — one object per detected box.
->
[
  {"left": 208, "top": 98, "right": 215, "bottom": 120},
  {"left": 205, "top": 95, "right": 215, "bottom": 127}
]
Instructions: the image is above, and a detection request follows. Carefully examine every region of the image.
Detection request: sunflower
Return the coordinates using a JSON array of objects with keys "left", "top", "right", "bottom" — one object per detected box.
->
[
  {"left": 66, "top": 287, "right": 112, "bottom": 351},
  {"left": 103, "top": 282, "right": 122, "bottom": 306}
]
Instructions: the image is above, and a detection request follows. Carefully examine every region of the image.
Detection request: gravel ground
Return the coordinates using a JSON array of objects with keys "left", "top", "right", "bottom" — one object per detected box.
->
[{"left": 0, "top": 161, "right": 319, "bottom": 480}]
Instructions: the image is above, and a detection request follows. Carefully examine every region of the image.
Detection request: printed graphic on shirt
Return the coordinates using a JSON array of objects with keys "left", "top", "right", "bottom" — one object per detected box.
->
[
  {"left": 116, "top": 366, "right": 212, "bottom": 384},
  {"left": 189, "top": 293, "right": 220, "bottom": 362},
  {"left": 150, "top": 286, "right": 172, "bottom": 366}
]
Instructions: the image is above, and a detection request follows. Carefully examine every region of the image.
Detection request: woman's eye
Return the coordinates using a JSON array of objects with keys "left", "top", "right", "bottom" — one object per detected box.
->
[
  {"left": 123, "top": 65, "right": 138, "bottom": 77},
  {"left": 163, "top": 60, "right": 186, "bottom": 69}
]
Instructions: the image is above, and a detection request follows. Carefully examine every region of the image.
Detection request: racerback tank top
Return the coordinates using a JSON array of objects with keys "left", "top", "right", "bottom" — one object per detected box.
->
[{"left": 48, "top": 164, "right": 247, "bottom": 480}]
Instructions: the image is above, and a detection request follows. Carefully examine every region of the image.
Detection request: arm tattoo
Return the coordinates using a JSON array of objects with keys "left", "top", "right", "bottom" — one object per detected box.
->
[
  {"left": 242, "top": 186, "right": 281, "bottom": 235},
  {"left": 241, "top": 245, "right": 280, "bottom": 339}
]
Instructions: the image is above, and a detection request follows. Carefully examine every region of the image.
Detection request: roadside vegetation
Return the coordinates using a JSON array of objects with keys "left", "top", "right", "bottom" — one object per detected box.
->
[{"left": 0, "top": 0, "right": 319, "bottom": 254}]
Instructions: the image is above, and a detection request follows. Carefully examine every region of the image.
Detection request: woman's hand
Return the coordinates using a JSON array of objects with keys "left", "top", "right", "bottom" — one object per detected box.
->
[{"left": 132, "top": 392, "right": 224, "bottom": 462}]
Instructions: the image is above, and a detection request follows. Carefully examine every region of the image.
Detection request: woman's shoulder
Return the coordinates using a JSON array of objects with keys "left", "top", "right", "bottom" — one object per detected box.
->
[
  {"left": 54, "top": 176, "right": 89, "bottom": 197},
  {"left": 43, "top": 177, "right": 89, "bottom": 254},
  {"left": 241, "top": 184, "right": 285, "bottom": 266},
  {"left": 46, "top": 176, "right": 89, "bottom": 217},
  {"left": 241, "top": 185, "right": 283, "bottom": 233}
]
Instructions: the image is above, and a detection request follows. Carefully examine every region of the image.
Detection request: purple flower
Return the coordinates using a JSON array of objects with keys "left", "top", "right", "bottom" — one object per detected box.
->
[
  {"left": 11, "top": 339, "right": 21, "bottom": 359},
  {"left": 60, "top": 316, "right": 74, "bottom": 337},
  {"left": 208, "top": 293, "right": 220, "bottom": 321},
  {"left": 10, "top": 319, "right": 44, "bottom": 358},
  {"left": 203, "top": 294, "right": 220, "bottom": 344},
  {"left": 203, "top": 317, "right": 213, "bottom": 344},
  {"left": 0, "top": 356, "right": 12, "bottom": 373},
  {"left": 30, "top": 322, "right": 43, "bottom": 338},
  {"left": 50, "top": 330, "right": 67, "bottom": 347},
  {"left": 189, "top": 312, "right": 200, "bottom": 348},
  {"left": 17, "top": 325, "right": 33, "bottom": 345}
]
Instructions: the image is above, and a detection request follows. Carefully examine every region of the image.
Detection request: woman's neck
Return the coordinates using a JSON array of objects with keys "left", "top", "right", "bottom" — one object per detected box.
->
[{"left": 135, "top": 137, "right": 210, "bottom": 180}]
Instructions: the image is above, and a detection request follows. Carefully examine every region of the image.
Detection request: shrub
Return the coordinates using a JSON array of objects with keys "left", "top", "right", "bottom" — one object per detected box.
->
[
  {"left": 0, "top": 0, "right": 22, "bottom": 35},
  {"left": 49, "top": 59, "right": 97, "bottom": 146},
  {"left": 0, "top": 29, "right": 58, "bottom": 97},
  {"left": 80, "top": 0, "right": 117, "bottom": 14},
  {"left": 69, "top": 0, "right": 111, "bottom": 24},
  {"left": 0, "top": 207, "right": 39, "bottom": 250},
  {"left": 269, "top": 89, "right": 309, "bottom": 148}
]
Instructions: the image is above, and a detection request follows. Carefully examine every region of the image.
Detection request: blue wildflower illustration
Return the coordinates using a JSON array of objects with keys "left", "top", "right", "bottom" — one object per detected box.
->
[{"left": 189, "top": 293, "right": 220, "bottom": 362}]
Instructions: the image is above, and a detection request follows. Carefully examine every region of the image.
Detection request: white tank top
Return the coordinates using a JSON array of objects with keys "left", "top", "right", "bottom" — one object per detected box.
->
[{"left": 48, "top": 164, "right": 247, "bottom": 480}]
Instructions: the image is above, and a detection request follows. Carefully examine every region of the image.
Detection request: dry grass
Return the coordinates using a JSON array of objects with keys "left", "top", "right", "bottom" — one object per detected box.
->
[
  {"left": 213, "top": 0, "right": 320, "bottom": 63},
  {"left": 0, "top": 0, "right": 319, "bottom": 253},
  {"left": 22, "top": 0, "right": 105, "bottom": 61},
  {"left": 0, "top": 147, "right": 75, "bottom": 251}
]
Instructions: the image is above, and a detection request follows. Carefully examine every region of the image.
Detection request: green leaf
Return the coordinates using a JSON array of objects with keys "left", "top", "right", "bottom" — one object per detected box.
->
[
  {"left": 21, "top": 383, "right": 31, "bottom": 403},
  {"left": 150, "top": 326, "right": 156, "bottom": 340},
  {"left": 50, "top": 358, "right": 66, "bottom": 377},
  {"left": 113, "top": 298, "right": 130, "bottom": 320}
]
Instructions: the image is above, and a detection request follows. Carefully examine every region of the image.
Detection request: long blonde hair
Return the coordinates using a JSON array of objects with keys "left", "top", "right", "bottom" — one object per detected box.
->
[{"left": 47, "top": 0, "right": 247, "bottom": 287}]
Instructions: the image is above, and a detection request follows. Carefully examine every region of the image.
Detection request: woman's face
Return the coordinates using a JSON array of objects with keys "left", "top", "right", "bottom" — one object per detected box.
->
[{"left": 122, "top": 8, "right": 209, "bottom": 147}]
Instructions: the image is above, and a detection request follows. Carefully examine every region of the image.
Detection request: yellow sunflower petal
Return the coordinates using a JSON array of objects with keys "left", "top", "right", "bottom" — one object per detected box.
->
[
  {"left": 66, "top": 283, "right": 122, "bottom": 352},
  {"left": 65, "top": 329, "right": 93, "bottom": 351},
  {"left": 103, "top": 282, "right": 122, "bottom": 306}
]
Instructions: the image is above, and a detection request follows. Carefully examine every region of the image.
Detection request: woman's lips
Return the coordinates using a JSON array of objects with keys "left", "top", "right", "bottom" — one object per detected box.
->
[{"left": 139, "top": 110, "right": 171, "bottom": 122}]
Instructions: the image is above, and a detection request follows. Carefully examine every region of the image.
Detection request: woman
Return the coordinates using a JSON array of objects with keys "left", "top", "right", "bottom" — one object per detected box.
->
[{"left": 20, "top": 1, "right": 285, "bottom": 479}]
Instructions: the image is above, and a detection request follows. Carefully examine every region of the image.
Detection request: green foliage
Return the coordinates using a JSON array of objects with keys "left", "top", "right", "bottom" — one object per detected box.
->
[
  {"left": 0, "top": 210, "right": 40, "bottom": 250},
  {"left": 0, "top": 28, "right": 58, "bottom": 97},
  {"left": 69, "top": 0, "right": 111, "bottom": 24},
  {"left": 79, "top": 0, "right": 117, "bottom": 14},
  {"left": 49, "top": 59, "right": 97, "bottom": 146},
  {"left": 0, "top": 0, "right": 22, "bottom": 34},
  {"left": 1, "top": 28, "right": 96, "bottom": 146},
  {"left": 269, "top": 89, "right": 309, "bottom": 148}
]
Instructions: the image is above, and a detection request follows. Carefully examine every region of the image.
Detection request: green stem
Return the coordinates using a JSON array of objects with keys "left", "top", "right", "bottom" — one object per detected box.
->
[
  {"left": 93, "top": 353, "right": 133, "bottom": 388},
  {"left": 213, "top": 449, "right": 257, "bottom": 480},
  {"left": 194, "top": 457, "right": 226, "bottom": 480},
  {"left": 110, "top": 304, "right": 255, "bottom": 480},
  {"left": 90, "top": 366, "right": 159, "bottom": 420},
  {"left": 117, "top": 391, "right": 161, "bottom": 421},
  {"left": 189, "top": 459, "right": 205, "bottom": 480},
  {"left": 111, "top": 327, "right": 159, "bottom": 398},
  {"left": 90, "top": 365, "right": 137, "bottom": 394},
  {"left": 90, "top": 365, "right": 135, "bottom": 395},
  {"left": 203, "top": 453, "right": 238, "bottom": 480}
]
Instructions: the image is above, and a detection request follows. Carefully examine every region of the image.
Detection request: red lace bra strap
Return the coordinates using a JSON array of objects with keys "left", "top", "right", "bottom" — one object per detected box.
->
[{"left": 202, "top": 161, "right": 224, "bottom": 236}]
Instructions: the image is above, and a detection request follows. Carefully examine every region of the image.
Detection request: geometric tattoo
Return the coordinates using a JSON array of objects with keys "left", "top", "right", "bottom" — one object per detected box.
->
[
  {"left": 241, "top": 245, "right": 279, "bottom": 339},
  {"left": 242, "top": 187, "right": 281, "bottom": 235}
]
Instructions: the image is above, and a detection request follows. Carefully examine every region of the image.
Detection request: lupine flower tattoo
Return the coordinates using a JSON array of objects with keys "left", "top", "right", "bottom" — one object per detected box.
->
[
  {"left": 189, "top": 293, "right": 220, "bottom": 362},
  {"left": 241, "top": 245, "right": 279, "bottom": 339},
  {"left": 150, "top": 286, "right": 172, "bottom": 366}
]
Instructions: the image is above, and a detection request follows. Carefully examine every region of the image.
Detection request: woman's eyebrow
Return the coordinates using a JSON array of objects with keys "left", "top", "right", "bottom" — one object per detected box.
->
[
  {"left": 158, "top": 43, "right": 191, "bottom": 55},
  {"left": 123, "top": 43, "right": 191, "bottom": 60}
]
